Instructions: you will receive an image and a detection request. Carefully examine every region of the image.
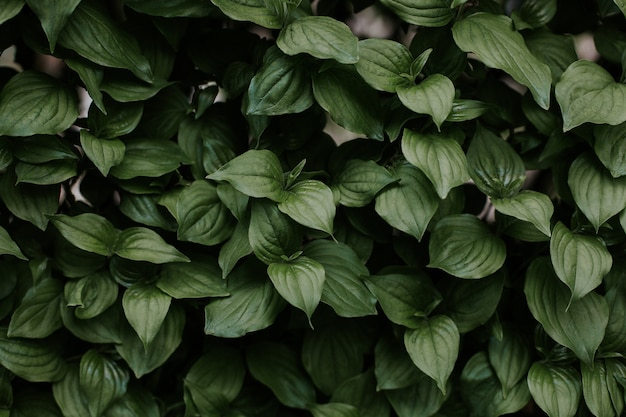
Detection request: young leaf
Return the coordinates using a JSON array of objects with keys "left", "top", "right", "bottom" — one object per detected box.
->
[
  {"left": 49, "top": 213, "right": 117, "bottom": 257},
  {"left": 8, "top": 279, "right": 63, "bottom": 339},
  {"left": 333, "top": 159, "right": 396, "bottom": 207},
  {"left": 452, "top": 13, "right": 552, "bottom": 109},
  {"left": 492, "top": 190, "right": 554, "bottom": 237},
  {"left": 58, "top": 0, "right": 153, "bottom": 82},
  {"left": 277, "top": 16, "right": 358, "bottom": 64},
  {"left": 157, "top": 258, "right": 229, "bottom": 299},
  {"left": 594, "top": 122, "right": 626, "bottom": 178},
  {"left": 404, "top": 315, "right": 459, "bottom": 394},
  {"left": 375, "top": 162, "right": 439, "bottom": 241},
  {"left": 555, "top": 60, "right": 626, "bottom": 131},
  {"left": 79, "top": 130, "right": 125, "bottom": 177},
  {"left": 568, "top": 152, "right": 626, "bottom": 231},
  {"left": 428, "top": 214, "right": 506, "bottom": 279},
  {"left": 113, "top": 227, "right": 190, "bottom": 264},
  {"left": 79, "top": 350, "right": 129, "bottom": 417},
  {"left": 396, "top": 74, "right": 455, "bottom": 130},
  {"left": 354, "top": 39, "right": 413, "bottom": 92},
  {"left": 207, "top": 149, "right": 288, "bottom": 202},
  {"left": 401, "top": 129, "right": 469, "bottom": 199},
  {"left": 122, "top": 283, "right": 172, "bottom": 348},
  {"left": 467, "top": 124, "right": 526, "bottom": 199},
  {"left": 364, "top": 271, "right": 441, "bottom": 328},
  {"left": 550, "top": 222, "right": 612, "bottom": 302},
  {"left": 0, "top": 328, "right": 66, "bottom": 382},
  {"left": 246, "top": 48, "right": 314, "bottom": 116},
  {"left": 267, "top": 256, "right": 325, "bottom": 324},
  {"left": 248, "top": 199, "right": 302, "bottom": 265},
  {"left": 0, "top": 71, "right": 78, "bottom": 136},
  {"left": 24, "top": 0, "right": 81, "bottom": 52},
  {"left": 278, "top": 180, "right": 336, "bottom": 235},
  {"left": 525, "top": 257, "right": 609, "bottom": 365},
  {"left": 246, "top": 342, "right": 316, "bottom": 409},
  {"left": 379, "top": 0, "right": 454, "bottom": 27},
  {"left": 303, "top": 240, "right": 377, "bottom": 318},
  {"left": 0, "top": 226, "right": 26, "bottom": 260},
  {"left": 527, "top": 362, "right": 581, "bottom": 417}
]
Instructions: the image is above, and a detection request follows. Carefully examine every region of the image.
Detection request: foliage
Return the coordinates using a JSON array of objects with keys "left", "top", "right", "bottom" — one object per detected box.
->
[{"left": 0, "top": 0, "right": 624, "bottom": 416}]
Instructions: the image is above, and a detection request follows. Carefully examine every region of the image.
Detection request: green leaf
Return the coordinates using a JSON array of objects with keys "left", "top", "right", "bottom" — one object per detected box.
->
[
  {"left": 0, "top": 71, "right": 78, "bottom": 136},
  {"left": 511, "top": 0, "right": 557, "bottom": 29},
  {"left": 452, "top": 13, "right": 552, "bottom": 109},
  {"left": 52, "top": 364, "right": 91, "bottom": 417},
  {"left": 12, "top": 135, "right": 77, "bottom": 164},
  {"left": 428, "top": 214, "right": 506, "bottom": 279},
  {"left": 396, "top": 74, "right": 455, "bottom": 130},
  {"left": 404, "top": 315, "right": 459, "bottom": 394},
  {"left": 467, "top": 124, "right": 526, "bottom": 199},
  {"left": 401, "top": 129, "right": 469, "bottom": 199},
  {"left": 524, "top": 257, "right": 609, "bottom": 365},
  {"left": 113, "top": 227, "right": 190, "bottom": 264},
  {"left": 246, "top": 342, "right": 316, "bottom": 409},
  {"left": 185, "top": 345, "right": 245, "bottom": 404},
  {"left": 88, "top": 98, "right": 144, "bottom": 139},
  {"left": 58, "top": 0, "right": 153, "bottom": 82},
  {"left": 15, "top": 160, "right": 76, "bottom": 186},
  {"left": 581, "top": 361, "right": 617, "bottom": 417},
  {"left": 277, "top": 16, "right": 358, "bottom": 64},
  {"left": 309, "top": 403, "right": 359, "bottom": 417},
  {"left": 374, "top": 336, "right": 423, "bottom": 391},
  {"left": 174, "top": 180, "right": 235, "bottom": 246},
  {"left": 555, "top": 60, "right": 626, "bottom": 131},
  {"left": 354, "top": 39, "right": 412, "bottom": 92},
  {"left": 0, "top": 169, "right": 58, "bottom": 231},
  {"left": 525, "top": 30, "right": 578, "bottom": 84},
  {"left": 379, "top": 0, "right": 454, "bottom": 27},
  {"left": 332, "top": 370, "right": 391, "bottom": 417},
  {"left": 268, "top": 256, "right": 325, "bottom": 324},
  {"left": 248, "top": 199, "right": 302, "bottom": 265},
  {"left": 445, "top": 99, "right": 493, "bottom": 122},
  {"left": 385, "top": 377, "right": 448, "bottom": 417},
  {"left": 492, "top": 190, "right": 554, "bottom": 237},
  {"left": 568, "top": 152, "right": 626, "bottom": 231},
  {"left": 0, "top": 328, "right": 66, "bottom": 382},
  {"left": 303, "top": 240, "right": 376, "bottom": 318},
  {"left": 488, "top": 324, "right": 532, "bottom": 397},
  {"left": 0, "top": 0, "right": 24, "bottom": 25},
  {"left": 110, "top": 138, "right": 187, "bottom": 180},
  {"left": 157, "top": 257, "right": 229, "bottom": 299},
  {"left": 0, "top": 226, "right": 26, "bottom": 260},
  {"left": 615, "top": 0, "right": 626, "bottom": 16},
  {"left": 364, "top": 271, "right": 441, "bottom": 328},
  {"left": 8, "top": 279, "right": 63, "bottom": 338},
  {"left": 115, "top": 303, "right": 185, "bottom": 378},
  {"left": 207, "top": 149, "right": 287, "bottom": 202},
  {"left": 210, "top": 0, "right": 284, "bottom": 29},
  {"left": 278, "top": 180, "right": 336, "bottom": 235},
  {"left": 79, "top": 131, "right": 125, "bottom": 177},
  {"left": 594, "top": 122, "right": 626, "bottom": 178},
  {"left": 122, "top": 283, "right": 172, "bottom": 348},
  {"left": 102, "top": 385, "right": 160, "bottom": 417},
  {"left": 312, "top": 67, "right": 385, "bottom": 140},
  {"left": 218, "top": 220, "right": 252, "bottom": 279},
  {"left": 247, "top": 47, "right": 313, "bottom": 116},
  {"left": 334, "top": 159, "right": 396, "bottom": 207},
  {"left": 119, "top": 193, "right": 177, "bottom": 231},
  {"left": 375, "top": 162, "right": 439, "bottom": 240},
  {"left": 79, "top": 350, "right": 129, "bottom": 417},
  {"left": 204, "top": 260, "right": 285, "bottom": 338},
  {"left": 49, "top": 214, "right": 117, "bottom": 256},
  {"left": 528, "top": 362, "right": 581, "bottom": 417},
  {"left": 124, "top": 0, "right": 214, "bottom": 17},
  {"left": 60, "top": 304, "right": 122, "bottom": 345},
  {"left": 65, "top": 58, "right": 106, "bottom": 113},
  {"left": 67, "top": 271, "right": 118, "bottom": 319},
  {"left": 25, "top": 0, "right": 81, "bottom": 52},
  {"left": 602, "top": 287, "right": 626, "bottom": 354},
  {"left": 550, "top": 222, "right": 612, "bottom": 302}
]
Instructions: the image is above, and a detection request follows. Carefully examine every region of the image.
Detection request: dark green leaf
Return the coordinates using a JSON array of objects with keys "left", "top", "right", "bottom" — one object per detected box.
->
[
  {"left": 210, "top": 0, "right": 284, "bottom": 29},
  {"left": 124, "top": 0, "right": 214, "bottom": 17},
  {"left": 0, "top": 226, "right": 26, "bottom": 260},
  {"left": 248, "top": 199, "right": 301, "bottom": 265},
  {"left": 0, "top": 328, "right": 66, "bottom": 382},
  {"left": 467, "top": 124, "right": 526, "bottom": 199},
  {"left": 334, "top": 159, "right": 396, "bottom": 207},
  {"left": 60, "top": 304, "right": 122, "bottom": 345},
  {"left": 0, "top": 71, "right": 78, "bottom": 136},
  {"left": 492, "top": 190, "right": 553, "bottom": 237},
  {"left": 49, "top": 214, "right": 117, "bottom": 256},
  {"left": 58, "top": 0, "right": 153, "bottom": 82},
  {"left": 88, "top": 99, "right": 143, "bottom": 140},
  {"left": 65, "top": 58, "right": 106, "bottom": 113},
  {"left": 0, "top": 172, "right": 57, "bottom": 230},
  {"left": 109, "top": 138, "right": 187, "bottom": 180},
  {"left": 385, "top": 377, "right": 447, "bottom": 417},
  {"left": 452, "top": 13, "right": 552, "bottom": 109},
  {"left": 446, "top": 99, "right": 493, "bottom": 122},
  {"left": 79, "top": 131, "right": 125, "bottom": 177},
  {"left": 428, "top": 214, "right": 506, "bottom": 279},
  {"left": 119, "top": 193, "right": 177, "bottom": 231},
  {"left": 309, "top": 403, "right": 359, "bottom": 417},
  {"left": 122, "top": 283, "right": 172, "bottom": 348},
  {"left": 79, "top": 350, "right": 129, "bottom": 417},
  {"left": 114, "top": 227, "right": 189, "bottom": 264},
  {"left": 0, "top": 0, "right": 24, "bottom": 25},
  {"left": 355, "top": 39, "right": 412, "bottom": 92},
  {"left": 52, "top": 364, "right": 91, "bottom": 417},
  {"left": 581, "top": 361, "right": 618, "bottom": 417},
  {"left": 15, "top": 160, "right": 76, "bottom": 186},
  {"left": 374, "top": 336, "right": 423, "bottom": 391},
  {"left": 25, "top": 0, "right": 81, "bottom": 52},
  {"left": 602, "top": 287, "right": 626, "bottom": 354},
  {"left": 303, "top": 240, "right": 376, "bottom": 318},
  {"left": 397, "top": 74, "right": 455, "bottom": 130},
  {"left": 102, "top": 385, "right": 160, "bottom": 417},
  {"left": 12, "top": 135, "right": 77, "bottom": 164},
  {"left": 594, "top": 122, "right": 626, "bottom": 178},
  {"left": 527, "top": 362, "right": 581, "bottom": 417},
  {"left": 278, "top": 180, "right": 335, "bottom": 235},
  {"left": 525, "top": 30, "right": 578, "bottom": 84},
  {"left": 158, "top": 257, "right": 229, "bottom": 299},
  {"left": 332, "top": 370, "right": 391, "bottom": 417},
  {"left": 511, "top": 0, "right": 557, "bottom": 29},
  {"left": 8, "top": 279, "right": 62, "bottom": 338},
  {"left": 185, "top": 345, "right": 245, "bottom": 404},
  {"left": 218, "top": 220, "right": 252, "bottom": 279},
  {"left": 66, "top": 271, "right": 118, "bottom": 319},
  {"left": 525, "top": 257, "right": 609, "bottom": 365},
  {"left": 379, "top": 0, "right": 454, "bottom": 27},
  {"left": 246, "top": 342, "right": 316, "bottom": 409},
  {"left": 555, "top": 60, "right": 626, "bottom": 131},
  {"left": 277, "top": 16, "right": 358, "bottom": 64},
  {"left": 488, "top": 324, "right": 532, "bottom": 397},
  {"left": 404, "top": 315, "right": 459, "bottom": 394}
]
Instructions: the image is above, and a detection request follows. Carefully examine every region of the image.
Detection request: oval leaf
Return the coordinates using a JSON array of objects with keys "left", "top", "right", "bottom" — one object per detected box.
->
[
  {"left": 492, "top": 190, "right": 554, "bottom": 237},
  {"left": 452, "top": 13, "right": 552, "bottom": 109},
  {"left": 355, "top": 39, "right": 413, "bottom": 92},
  {"left": 79, "top": 130, "right": 125, "bottom": 177},
  {"left": 594, "top": 122, "right": 626, "bottom": 178},
  {"left": 210, "top": 0, "right": 284, "bottom": 29},
  {"left": 333, "top": 159, "right": 396, "bottom": 208},
  {"left": 8, "top": 279, "right": 63, "bottom": 339},
  {"left": 122, "top": 283, "right": 172, "bottom": 348},
  {"left": 488, "top": 324, "right": 532, "bottom": 397},
  {"left": 79, "top": 350, "right": 129, "bottom": 417},
  {"left": 49, "top": 214, "right": 117, "bottom": 257},
  {"left": 581, "top": 361, "right": 616, "bottom": 417},
  {"left": 0, "top": 71, "right": 78, "bottom": 136},
  {"left": 428, "top": 214, "right": 506, "bottom": 279},
  {"left": 528, "top": 362, "right": 581, "bottom": 417},
  {"left": 396, "top": 74, "right": 455, "bottom": 130},
  {"left": 113, "top": 227, "right": 190, "bottom": 264},
  {"left": 550, "top": 222, "right": 612, "bottom": 302},
  {"left": 277, "top": 16, "right": 358, "bottom": 64},
  {"left": 157, "top": 258, "right": 229, "bottom": 299},
  {"left": 404, "top": 315, "right": 459, "bottom": 394},
  {"left": 278, "top": 180, "right": 336, "bottom": 236},
  {"left": 0, "top": 328, "right": 66, "bottom": 382},
  {"left": 379, "top": 0, "right": 454, "bottom": 27},
  {"left": 249, "top": 199, "right": 302, "bottom": 265}
]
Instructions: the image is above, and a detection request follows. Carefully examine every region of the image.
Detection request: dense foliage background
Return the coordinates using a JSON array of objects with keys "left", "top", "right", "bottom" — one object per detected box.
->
[{"left": 0, "top": 0, "right": 625, "bottom": 416}]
